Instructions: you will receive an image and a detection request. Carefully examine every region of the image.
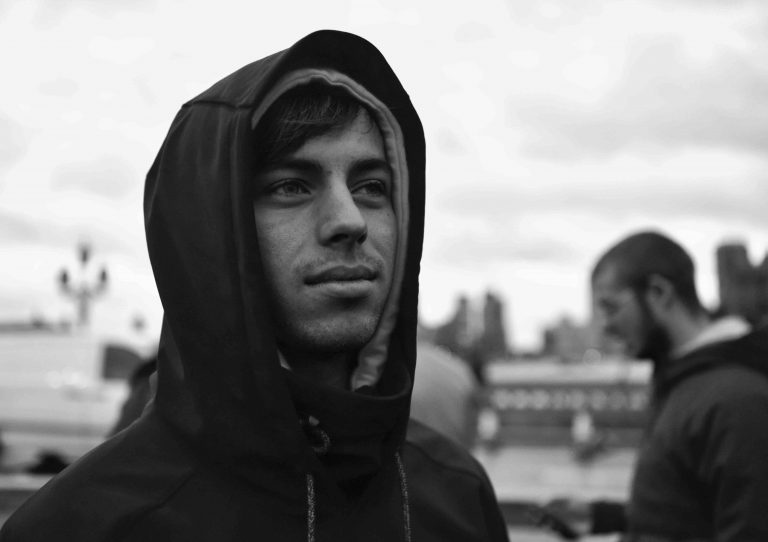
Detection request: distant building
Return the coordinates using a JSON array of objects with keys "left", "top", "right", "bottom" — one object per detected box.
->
[
  {"left": 717, "top": 243, "right": 768, "bottom": 326},
  {"left": 0, "top": 318, "right": 72, "bottom": 334},
  {"left": 432, "top": 295, "right": 473, "bottom": 358},
  {"left": 541, "top": 316, "right": 624, "bottom": 363},
  {"left": 542, "top": 316, "right": 591, "bottom": 363},
  {"left": 424, "top": 291, "right": 511, "bottom": 382},
  {"left": 483, "top": 359, "right": 650, "bottom": 448},
  {"left": 479, "top": 292, "right": 508, "bottom": 361}
]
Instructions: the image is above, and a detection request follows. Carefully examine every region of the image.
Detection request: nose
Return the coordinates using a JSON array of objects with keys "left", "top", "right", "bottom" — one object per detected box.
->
[
  {"left": 594, "top": 311, "right": 616, "bottom": 339},
  {"left": 603, "top": 322, "right": 619, "bottom": 339},
  {"left": 317, "top": 182, "right": 368, "bottom": 247},
  {"left": 599, "top": 316, "right": 622, "bottom": 341}
]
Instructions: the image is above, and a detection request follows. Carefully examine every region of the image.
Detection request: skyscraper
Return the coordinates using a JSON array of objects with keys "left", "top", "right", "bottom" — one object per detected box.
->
[{"left": 717, "top": 243, "right": 768, "bottom": 326}]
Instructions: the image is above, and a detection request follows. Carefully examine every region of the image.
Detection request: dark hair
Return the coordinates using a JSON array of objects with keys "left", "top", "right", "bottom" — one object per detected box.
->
[
  {"left": 252, "top": 82, "right": 372, "bottom": 168},
  {"left": 592, "top": 231, "right": 703, "bottom": 313}
]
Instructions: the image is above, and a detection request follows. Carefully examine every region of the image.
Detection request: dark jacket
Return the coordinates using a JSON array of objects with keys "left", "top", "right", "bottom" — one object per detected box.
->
[
  {"left": 1, "top": 30, "right": 508, "bottom": 542},
  {"left": 616, "top": 326, "right": 768, "bottom": 541}
]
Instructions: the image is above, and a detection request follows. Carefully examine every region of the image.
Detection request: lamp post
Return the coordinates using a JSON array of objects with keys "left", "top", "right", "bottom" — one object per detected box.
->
[{"left": 58, "top": 241, "right": 109, "bottom": 328}]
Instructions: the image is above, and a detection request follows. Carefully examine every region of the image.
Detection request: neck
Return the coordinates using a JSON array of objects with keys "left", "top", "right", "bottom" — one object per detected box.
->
[
  {"left": 666, "top": 309, "right": 711, "bottom": 355},
  {"left": 282, "top": 349, "right": 355, "bottom": 390}
]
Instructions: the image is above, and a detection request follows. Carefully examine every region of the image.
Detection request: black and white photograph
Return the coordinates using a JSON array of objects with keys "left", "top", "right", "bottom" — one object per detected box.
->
[{"left": 1, "top": 1, "right": 767, "bottom": 540}]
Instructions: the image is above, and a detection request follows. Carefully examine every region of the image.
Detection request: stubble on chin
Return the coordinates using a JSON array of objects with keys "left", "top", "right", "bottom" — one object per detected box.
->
[
  {"left": 278, "top": 312, "right": 381, "bottom": 357},
  {"left": 636, "top": 311, "right": 672, "bottom": 364}
]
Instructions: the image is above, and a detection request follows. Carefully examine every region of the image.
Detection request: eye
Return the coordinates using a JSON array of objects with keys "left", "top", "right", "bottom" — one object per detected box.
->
[
  {"left": 597, "top": 300, "right": 617, "bottom": 318},
  {"left": 353, "top": 179, "right": 389, "bottom": 198},
  {"left": 269, "top": 179, "right": 309, "bottom": 197}
]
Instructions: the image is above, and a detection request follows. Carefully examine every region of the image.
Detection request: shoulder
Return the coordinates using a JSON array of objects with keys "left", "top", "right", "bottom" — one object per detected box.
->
[
  {"left": 660, "top": 363, "right": 768, "bottom": 444},
  {"left": 1, "top": 415, "right": 198, "bottom": 542},
  {"left": 673, "top": 363, "right": 768, "bottom": 410},
  {"left": 403, "top": 420, "right": 509, "bottom": 541},
  {"left": 403, "top": 418, "right": 491, "bottom": 486},
  {"left": 669, "top": 327, "right": 768, "bottom": 405}
]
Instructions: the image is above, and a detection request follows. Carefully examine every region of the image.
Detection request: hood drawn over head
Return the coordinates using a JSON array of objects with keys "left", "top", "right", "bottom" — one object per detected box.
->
[{"left": 143, "top": 30, "right": 425, "bottom": 499}]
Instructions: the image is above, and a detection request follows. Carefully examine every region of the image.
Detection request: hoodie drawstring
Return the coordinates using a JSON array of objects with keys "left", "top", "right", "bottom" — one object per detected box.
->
[
  {"left": 306, "top": 474, "right": 316, "bottom": 542},
  {"left": 395, "top": 451, "right": 412, "bottom": 542},
  {"left": 305, "top": 451, "right": 412, "bottom": 542}
]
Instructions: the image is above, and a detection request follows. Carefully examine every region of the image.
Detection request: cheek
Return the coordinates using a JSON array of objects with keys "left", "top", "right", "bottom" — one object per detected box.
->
[
  {"left": 608, "top": 314, "right": 632, "bottom": 339},
  {"left": 625, "top": 315, "right": 646, "bottom": 341},
  {"left": 254, "top": 220, "right": 296, "bottom": 280},
  {"left": 636, "top": 312, "right": 655, "bottom": 338},
  {"left": 368, "top": 211, "right": 397, "bottom": 256}
]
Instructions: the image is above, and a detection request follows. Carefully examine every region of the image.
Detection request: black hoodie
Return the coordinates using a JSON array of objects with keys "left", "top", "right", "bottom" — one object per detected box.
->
[
  {"left": 625, "top": 326, "right": 768, "bottom": 541},
  {"left": 1, "top": 30, "right": 508, "bottom": 542}
]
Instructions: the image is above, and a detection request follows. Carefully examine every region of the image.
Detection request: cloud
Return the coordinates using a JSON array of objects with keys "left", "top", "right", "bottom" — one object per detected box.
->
[
  {"left": 51, "top": 155, "right": 139, "bottom": 198},
  {"left": 433, "top": 127, "right": 468, "bottom": 155},
  {"left": 454, "top": 22, "right": 493, "bottom": 43},
  {"left": 0, "top": 114, "right": 27, "bottom": 173},
  {"left": 29, "top": 0, "right": 157, "bottom": 25},
  {"left": 510, "top": 34, "right": 768, "bottom": 159},
  {"left": 38, "top": 77, "right": 79, "bottom": 97},
  {"left": 435, "top": 174, "right": 768, "bottom": 231},
  {"left": 429, "top": 232, "right": 581, "bottom": 267},
  {"left": 0, "top": 212, "right": 44, "bottom": 244},
  {"left": 664, "top": 0, "right": 764, "bottom": 6},
  {"left": 0, "top": 207, "right": 139, "bottom": 261}
]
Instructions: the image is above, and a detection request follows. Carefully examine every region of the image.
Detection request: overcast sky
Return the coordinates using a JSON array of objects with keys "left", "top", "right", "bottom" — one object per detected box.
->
[{"left": 1, "top": 0, "right": 767, "bottom": 350}]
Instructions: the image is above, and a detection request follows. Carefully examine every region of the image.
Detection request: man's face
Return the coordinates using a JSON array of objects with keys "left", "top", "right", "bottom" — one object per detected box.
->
[
  {"left": 592, "top": 265, "right": 669, "bottom": 361},
  {"left": 253, "top": 109, "right": 396, "bottom": 356}
]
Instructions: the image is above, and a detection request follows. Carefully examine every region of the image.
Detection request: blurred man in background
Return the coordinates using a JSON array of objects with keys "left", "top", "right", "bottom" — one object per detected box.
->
[{"left": 549, "top": 230, "right": 768, "bottom": 541}]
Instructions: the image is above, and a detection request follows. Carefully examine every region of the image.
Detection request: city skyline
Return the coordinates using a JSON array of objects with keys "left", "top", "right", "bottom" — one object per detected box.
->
[{"left": 1, "top": 0, "right": 767, "bottom": 349}]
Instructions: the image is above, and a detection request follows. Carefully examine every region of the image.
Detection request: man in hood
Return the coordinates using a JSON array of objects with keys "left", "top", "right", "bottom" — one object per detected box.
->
[
  {"left": 1, "top": 30, "right": 508, "bottom": 542},
  {"left": 548, "top": 231, "right": 768, "bottom": 541}
]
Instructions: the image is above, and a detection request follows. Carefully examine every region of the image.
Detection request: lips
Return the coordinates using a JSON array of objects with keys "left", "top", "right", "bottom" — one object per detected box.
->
[{"left": 305, "top": 265, "right": 377, "bottom": 285}]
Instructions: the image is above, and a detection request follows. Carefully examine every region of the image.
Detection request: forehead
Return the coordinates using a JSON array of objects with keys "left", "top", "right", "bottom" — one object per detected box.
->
[
  {"left": 290, "top": 110, "right": 385, "bottom": 159},
  {"left": 592, "top": 264, "right": 629, "bottom": 299}
]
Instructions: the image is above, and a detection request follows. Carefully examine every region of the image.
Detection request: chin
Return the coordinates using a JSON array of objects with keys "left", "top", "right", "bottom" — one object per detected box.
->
[
  {"left": 292, "top": 316, "right": 380, "bottom": 354},
  {"left": 637, "top": 329, "right": 672, "bottom": 363}
]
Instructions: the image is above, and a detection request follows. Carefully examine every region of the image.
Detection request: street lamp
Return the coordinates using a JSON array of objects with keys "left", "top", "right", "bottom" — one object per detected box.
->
[{"left": 58, "top": 241, "right": 109, "bottom": 327}]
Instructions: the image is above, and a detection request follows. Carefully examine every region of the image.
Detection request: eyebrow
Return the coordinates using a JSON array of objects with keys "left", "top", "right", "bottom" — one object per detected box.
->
[
  {"left": 349, "top": 158, "right": 392, "bottom": 177},
  {"left": 259, "top": 157, "right": 392, "bottom": 176},
  {"left": 259, "top": 158, "right": 321, "bottom": 175}
]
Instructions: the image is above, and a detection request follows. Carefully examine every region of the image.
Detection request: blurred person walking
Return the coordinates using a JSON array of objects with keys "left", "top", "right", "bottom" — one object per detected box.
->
[
  {"left": 547, "top": 230, "right": 768, "bottom": 541},
  {"left": 410, "top": 341, "right": 480, "bottom": 449},
  {"left": 108, "top": 354, "right": 156, "bottom": 437},
  {"left": 0, "top": 30, "right": 508, "bottom": 542}
]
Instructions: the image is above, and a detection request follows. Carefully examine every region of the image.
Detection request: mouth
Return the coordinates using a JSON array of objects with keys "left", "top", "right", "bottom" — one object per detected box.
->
[{"left": 305, "top": 265, "right": 378, "bottom": 285}]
